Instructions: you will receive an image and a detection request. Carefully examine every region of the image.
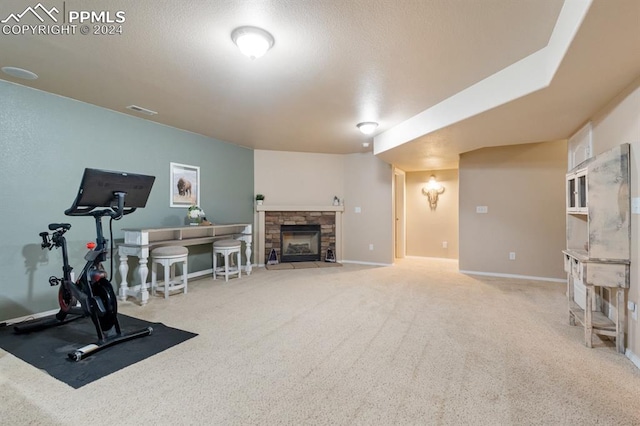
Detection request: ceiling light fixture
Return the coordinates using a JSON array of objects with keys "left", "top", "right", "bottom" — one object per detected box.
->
[
  {"left": 231, "top": 26, "right": 275, "bottom": 59},
  {"left": 357, "top": 122, "right": 378, "bottom": 135},
  {"left": 1, "top": 66, "right": 38, "bottom": 80}
]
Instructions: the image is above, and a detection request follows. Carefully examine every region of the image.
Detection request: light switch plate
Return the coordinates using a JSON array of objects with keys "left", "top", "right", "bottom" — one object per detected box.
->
[{"left": 631, "top": 197, "right": 640, "bottom": 214}]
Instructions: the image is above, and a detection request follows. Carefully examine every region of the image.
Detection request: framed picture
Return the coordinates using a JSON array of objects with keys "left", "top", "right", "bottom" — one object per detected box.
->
[{"left": 170, "top": 162, "right": 200, "bottom": 207}]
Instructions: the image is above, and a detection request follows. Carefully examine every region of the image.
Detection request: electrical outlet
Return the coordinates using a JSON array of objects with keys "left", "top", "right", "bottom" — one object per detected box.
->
[
  {"left": 509, "top": 252, "right": 516, "bottom": 260},
  {"left": 369, "top": 244, "right": 374, "bottom": 251},
  {"left": 442, "top": 241, "right": 448, "bottom": 248},
  {"left": 355, "top": 207, "right": 361, "bottom": 213},
  {"left": 476, "top": 206, "right": 488, "bottom": 214},
  {"left": 632, "top": 198, "right": 640, "bottom": 214}
]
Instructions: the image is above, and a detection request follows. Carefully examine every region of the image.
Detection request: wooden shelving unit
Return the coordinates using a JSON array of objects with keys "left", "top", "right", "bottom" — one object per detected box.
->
[{"left": 563, "top": 143, "right": 630, "bottom": 353}]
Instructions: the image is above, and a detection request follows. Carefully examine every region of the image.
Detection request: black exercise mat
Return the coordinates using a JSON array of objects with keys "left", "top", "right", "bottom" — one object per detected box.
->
[{"left": 0, "top": 314, "right": 197, "bottom": 389}]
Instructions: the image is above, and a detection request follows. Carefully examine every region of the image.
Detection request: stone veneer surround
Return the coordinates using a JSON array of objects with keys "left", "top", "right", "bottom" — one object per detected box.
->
[
  {"left": 265, "top": 211, "right": 335, "bottom": 262},
  {"left": 255, "top": 205, "right": 344, "bottom": 266}
]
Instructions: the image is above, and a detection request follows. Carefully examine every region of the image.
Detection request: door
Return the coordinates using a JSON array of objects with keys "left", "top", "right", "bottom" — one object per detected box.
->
[{"left": 394, "top": 169, "right": 406, "bottom": 259}]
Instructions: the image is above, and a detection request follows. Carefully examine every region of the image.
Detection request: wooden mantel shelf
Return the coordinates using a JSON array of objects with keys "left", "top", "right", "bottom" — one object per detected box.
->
[{"left": 256, "top": 205, "right": 344, "bottom": 212}]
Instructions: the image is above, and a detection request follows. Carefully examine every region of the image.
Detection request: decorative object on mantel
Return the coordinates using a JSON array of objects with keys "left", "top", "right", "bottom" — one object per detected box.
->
[
  {"left": 187, "top": 205, "right": 205, "bottom": 225},
  {"left": 267, "top": 248, "right": 279, "bottom": 265},
  {"left": 325, "top": 247, "right": 336, "bottom": 263},
  {"left": 333, "top": 196, "right": 340, "bottom": 206},
  {"left": 422, "top": 175, "right": 445, "bottom": 210},
  {"left": 256, "top": 194, "right": 265, "bottom": 205}
]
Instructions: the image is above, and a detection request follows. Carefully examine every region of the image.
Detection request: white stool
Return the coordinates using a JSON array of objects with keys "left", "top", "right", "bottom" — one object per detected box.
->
[
  {"left": 151, "top": 246, "right": 188, "bottom": 298},
  {"left": 213, "top": 239, "right": 242, "bottom": 282}
]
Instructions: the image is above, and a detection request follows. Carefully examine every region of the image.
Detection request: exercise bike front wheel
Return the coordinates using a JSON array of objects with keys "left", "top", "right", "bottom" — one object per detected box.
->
[{"left": 92, "top": 278, "right": 119, "bottom": 331}]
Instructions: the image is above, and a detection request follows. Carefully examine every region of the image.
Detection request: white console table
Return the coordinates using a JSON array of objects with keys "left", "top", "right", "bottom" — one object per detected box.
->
[{"left": 118, "top": 224, "right": 252, "bottom": 305}]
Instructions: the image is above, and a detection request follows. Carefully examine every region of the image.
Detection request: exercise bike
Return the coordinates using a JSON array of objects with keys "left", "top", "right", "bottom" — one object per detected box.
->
[{"left": 14, "top": 168, "right": 156, "bottom": 361}]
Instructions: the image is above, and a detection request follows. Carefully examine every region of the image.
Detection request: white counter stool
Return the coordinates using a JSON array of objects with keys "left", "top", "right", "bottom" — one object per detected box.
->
[
  {"left": 213, "top": 239, "right": 242, "bottom": 282},
  {"left": 151, "top": 246, "right": 188, "bottom": 299}
]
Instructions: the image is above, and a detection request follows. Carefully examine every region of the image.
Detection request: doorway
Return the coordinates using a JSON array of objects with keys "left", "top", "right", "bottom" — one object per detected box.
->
[{"left": 394, "top": 168, "right": 406, "bottom": 259}]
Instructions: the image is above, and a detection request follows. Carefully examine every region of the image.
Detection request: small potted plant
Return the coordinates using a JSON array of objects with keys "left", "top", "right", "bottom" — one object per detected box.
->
[{"left": 255, "top": 194, "right": 265, "bottom": 205}]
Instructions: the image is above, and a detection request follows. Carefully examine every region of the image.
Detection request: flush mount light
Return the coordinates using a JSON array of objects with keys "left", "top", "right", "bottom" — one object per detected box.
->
[
  {"left": 357, "top": 122, "right": 378, "bottom": 135},
  {"left": 1, "top": 66, "right": 38, "bottom": 80},
  {"left": 231, "top": 26, "right": 275, "bottom": 59}
]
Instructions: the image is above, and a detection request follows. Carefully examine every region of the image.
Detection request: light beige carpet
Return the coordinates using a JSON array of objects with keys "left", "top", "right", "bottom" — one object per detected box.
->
[{"left": 2, "top": 257, "right": 639, "bottom": 425}]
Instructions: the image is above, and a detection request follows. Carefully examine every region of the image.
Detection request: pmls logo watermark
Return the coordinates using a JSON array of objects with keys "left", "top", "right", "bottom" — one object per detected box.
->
[{"left": 2, "top": 2, "right": 126, "bottom": 36}]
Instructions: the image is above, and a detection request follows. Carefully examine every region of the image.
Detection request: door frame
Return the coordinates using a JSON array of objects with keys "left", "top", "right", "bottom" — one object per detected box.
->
[{"left": 393, "top": 167, "right": 406, "bottom": 259}]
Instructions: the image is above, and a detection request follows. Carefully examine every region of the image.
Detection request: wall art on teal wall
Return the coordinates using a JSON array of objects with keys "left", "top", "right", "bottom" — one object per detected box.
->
[{"left": 170, "top": 162, "right": 200, "bottom": 208}]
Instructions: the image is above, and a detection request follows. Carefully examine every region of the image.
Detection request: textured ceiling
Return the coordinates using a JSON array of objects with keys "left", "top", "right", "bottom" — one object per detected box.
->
[{"left": 0, "top": 0, "right": 638, "bottom": 170}]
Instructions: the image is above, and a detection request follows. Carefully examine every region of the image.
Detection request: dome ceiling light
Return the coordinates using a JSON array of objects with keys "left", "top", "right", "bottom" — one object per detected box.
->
[
  {"left": 357, "top": 122, "right": 378, "bottom": 135},
  {"left": 1, "top": 66, "right": 38, "bottom": 80},
  {"left": 231, "top": 26, "right": 275, "bottom": 60}
]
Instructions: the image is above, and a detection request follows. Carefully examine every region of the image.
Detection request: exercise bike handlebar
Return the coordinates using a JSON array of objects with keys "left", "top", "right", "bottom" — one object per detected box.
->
[{"left": 65, "top": 191, "right": 137, "bottom": 220}]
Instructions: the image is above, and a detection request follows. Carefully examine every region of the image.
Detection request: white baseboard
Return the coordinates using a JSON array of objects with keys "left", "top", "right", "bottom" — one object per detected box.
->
[
  {"left": 341, "top": 260, "right": 392, "bottom": 267},
  {"left": 404, "top": 256, "right": 458, "bottom": 262},
  {"left": 459, "top": 270, "right": 565, "bottom": 283},
  {"left": 626, "top": 349, "right": 640, "bottom": 370},
  {"left": 4, "top": 308, "right": 59, "bottom": 326}
]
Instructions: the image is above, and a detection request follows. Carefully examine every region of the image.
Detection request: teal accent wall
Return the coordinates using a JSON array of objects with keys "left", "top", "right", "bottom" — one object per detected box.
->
[{"left": 0, "top": 80, "right": 254, "bottom": 321}]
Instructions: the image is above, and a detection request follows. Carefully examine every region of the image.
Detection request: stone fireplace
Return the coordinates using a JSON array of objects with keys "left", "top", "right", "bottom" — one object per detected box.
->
[{"left": 256, "top": 205, "right": 344, "bottom": 265}]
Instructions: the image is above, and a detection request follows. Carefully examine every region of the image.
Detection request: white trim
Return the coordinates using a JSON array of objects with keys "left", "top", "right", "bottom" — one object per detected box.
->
[
  {"left": 459, "top": 270, "right": 565, "bottom": 283},
  {"left": 256, "top": 205, "right": 344, "bottom": 212},
  {"left": 374, "top": 0, "right": 593, "bottom": 155},
  {"left": 626, "top": 349, "right": 640, "bottom": 370},
  {"left": 4, "top": 308, "right": 59, "bottom": 326},
  {"left": 341, "top": 260, "right": 392, "bottom": 267},
  {"left": 405, "top": 255, "right": 458, "bottom": 262}
]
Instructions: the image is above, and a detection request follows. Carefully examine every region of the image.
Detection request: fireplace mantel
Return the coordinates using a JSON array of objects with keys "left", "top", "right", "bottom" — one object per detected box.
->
[
  {"left": 255, "top": 205, "right": 344, "bottom": 266},
  {"left": 256, "top": 205, "right": 344, "bottom": 212}
]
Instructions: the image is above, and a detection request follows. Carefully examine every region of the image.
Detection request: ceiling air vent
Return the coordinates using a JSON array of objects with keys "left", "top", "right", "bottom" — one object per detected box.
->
[{"left": 126, "top": 105, "right": 158, "bottom": 116}]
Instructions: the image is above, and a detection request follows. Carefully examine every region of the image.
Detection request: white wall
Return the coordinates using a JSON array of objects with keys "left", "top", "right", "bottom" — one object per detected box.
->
[
  {"left": 343, "top": 153, "right": 394, "bottom": 264},
  {"left": 254, "top": 150, "right": 394, "bottom": 264},
  {"left": 405, "top": 169, "right": 459, "bottom": 259},
  {"left": 253, "top": 150, "right": 344, "bottom": 205},
  {"left": 459, "top": 141, "right": 568, "bottom": 280}
]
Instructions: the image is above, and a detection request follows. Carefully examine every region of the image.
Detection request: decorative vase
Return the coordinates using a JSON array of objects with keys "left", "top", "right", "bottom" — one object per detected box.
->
[{"left": 257, "top": 200, "right": 263, "bottom": 205}]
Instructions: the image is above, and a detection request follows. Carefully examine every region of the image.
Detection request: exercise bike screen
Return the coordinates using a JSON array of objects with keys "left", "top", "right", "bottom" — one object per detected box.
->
[{"left": 74, "top": 168, "right": 156, "bottom": 208}]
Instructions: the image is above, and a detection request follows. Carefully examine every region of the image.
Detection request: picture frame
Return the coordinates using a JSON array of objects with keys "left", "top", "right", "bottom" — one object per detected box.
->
[{"left": 170, "top": 162, "right": 200, "bottom": 207}]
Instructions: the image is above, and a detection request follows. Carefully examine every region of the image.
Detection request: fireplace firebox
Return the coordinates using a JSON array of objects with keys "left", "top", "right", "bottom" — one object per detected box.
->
[{"left": 280, "top": 224, "right": 321, "bottom": 262}]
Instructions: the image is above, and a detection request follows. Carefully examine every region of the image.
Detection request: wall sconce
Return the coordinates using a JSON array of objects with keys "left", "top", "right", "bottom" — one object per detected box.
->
[{"left": 422, "top": 175, "right": 445, "bottom": 210}]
